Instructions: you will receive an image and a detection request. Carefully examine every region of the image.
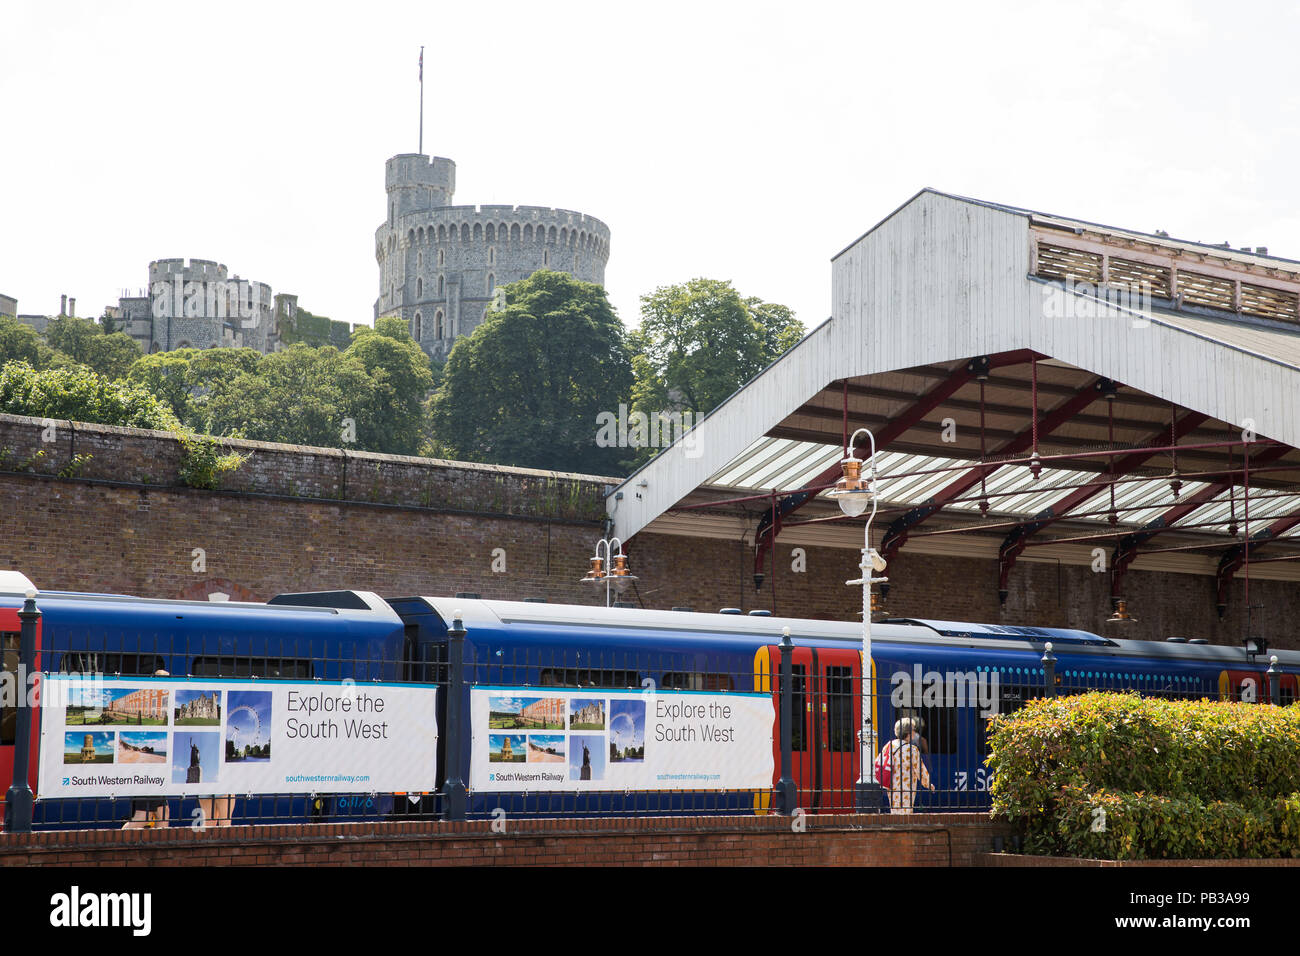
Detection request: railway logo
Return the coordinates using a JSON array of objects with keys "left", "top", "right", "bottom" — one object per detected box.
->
[{"left": 890, "top": 665, "right": 1000, "bottom": 717}]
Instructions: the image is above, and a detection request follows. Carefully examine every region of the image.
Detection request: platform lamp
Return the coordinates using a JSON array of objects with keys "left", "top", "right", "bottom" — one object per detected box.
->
[
  {"left": 1106, "top": 598, "right": 1138, "bottom": 624},
  {"left": 580, "top": 536, "right": 638, "bottom": 608},
  {"left": 827, "top": 428, "right": 888, "bottom": 811}
]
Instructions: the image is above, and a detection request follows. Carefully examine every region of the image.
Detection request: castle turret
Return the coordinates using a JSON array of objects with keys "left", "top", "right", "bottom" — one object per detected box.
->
[{"left": 386, "top": 153, "right": 456, "bottom": 223}]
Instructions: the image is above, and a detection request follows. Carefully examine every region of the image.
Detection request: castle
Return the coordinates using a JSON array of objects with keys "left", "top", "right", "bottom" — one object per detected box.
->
[
  {"left": 374, "top": 153, "right": 611, "bottom": 360},
  {"left": 113, "top": 259, "right": 292, "bottom": 354}
]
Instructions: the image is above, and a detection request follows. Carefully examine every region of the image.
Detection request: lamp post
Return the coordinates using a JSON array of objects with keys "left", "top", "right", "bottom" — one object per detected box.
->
[
  {"left": 827, "top": 428, "right": 887, "bottom": 811},
  {"left": 580, "top": 536, "right": 638, "bottom": 607}
]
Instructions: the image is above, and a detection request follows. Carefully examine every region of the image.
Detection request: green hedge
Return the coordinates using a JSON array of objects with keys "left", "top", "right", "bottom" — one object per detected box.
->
[
  {"left": 987, "top": 692, "right": 1300, "bottom": 859},
  {"left": 1046, "top": 787, "right": 1300, "bottom": 860}
]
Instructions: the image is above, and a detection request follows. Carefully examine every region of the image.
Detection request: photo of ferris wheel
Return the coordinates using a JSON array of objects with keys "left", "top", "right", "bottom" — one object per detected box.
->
[{"left": 225, "top": 691, "right": 272, "bottom": 763}]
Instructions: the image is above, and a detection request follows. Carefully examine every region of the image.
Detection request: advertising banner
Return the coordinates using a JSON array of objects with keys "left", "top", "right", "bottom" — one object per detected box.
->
[
  {"left": 469, "top": 686, "right": 774, "bottom": 791},
  {"left": 37, "top": 675, "right": 437, "bottom": 798}
]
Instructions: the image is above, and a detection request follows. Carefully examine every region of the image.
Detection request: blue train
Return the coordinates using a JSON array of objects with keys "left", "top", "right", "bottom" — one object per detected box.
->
[{"left": 3, "top": 569, "right": 1297, "bottom": 826}]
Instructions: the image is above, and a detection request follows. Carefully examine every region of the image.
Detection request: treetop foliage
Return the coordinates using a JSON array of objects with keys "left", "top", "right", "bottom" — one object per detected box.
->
[
  {"left": 631, "top": 278, "right": 803, "bottom": 417},
  {"left": 429, "top": 270, "right": 633, "bottom": 474}
]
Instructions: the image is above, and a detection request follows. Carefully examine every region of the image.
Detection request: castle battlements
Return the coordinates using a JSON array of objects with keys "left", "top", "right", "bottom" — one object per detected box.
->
[{"left": 149, "top": 258, "right": 230, "bottom": 282}]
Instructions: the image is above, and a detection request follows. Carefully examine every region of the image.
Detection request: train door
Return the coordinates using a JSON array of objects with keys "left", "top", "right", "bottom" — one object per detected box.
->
[
  {"left": 766, "top": 643, "right": 813, "bottom": 809},
  {"left": 0, "top": 607, "right": 41, "bottom": 814},
  {"left": 816, "top": 647, "right": 863, "bottom": 812},
  {"left": 764, "top": 644, "right": 862, "bottom": 813}
]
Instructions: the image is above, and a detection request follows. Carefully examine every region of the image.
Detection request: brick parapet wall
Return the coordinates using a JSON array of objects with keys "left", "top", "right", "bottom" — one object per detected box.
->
[
  {"left": 0, "top": 814, "right": 1007, "bottom": 867},
  {"left": 0, "top": 413, "right": 609, "bottom": 522}
]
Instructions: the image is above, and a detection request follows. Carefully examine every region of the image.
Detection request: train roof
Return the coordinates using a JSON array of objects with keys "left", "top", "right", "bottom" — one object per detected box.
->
[
  {"left": 0, "top": 579, "right": 402, "bottom": 633},
  {"left": 399, "top": 596, "right": 1300, "bottom": 668}
]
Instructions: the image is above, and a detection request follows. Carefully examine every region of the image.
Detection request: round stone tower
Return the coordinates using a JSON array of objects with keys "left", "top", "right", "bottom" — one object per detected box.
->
[{"left": 374, "top": 153, "right": 611, "bottom": 360}]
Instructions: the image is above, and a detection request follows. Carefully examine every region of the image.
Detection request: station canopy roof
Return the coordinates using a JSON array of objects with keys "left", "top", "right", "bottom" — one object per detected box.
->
[{"left": 611, "top": 191, "right": 1300, "bottom": 589}]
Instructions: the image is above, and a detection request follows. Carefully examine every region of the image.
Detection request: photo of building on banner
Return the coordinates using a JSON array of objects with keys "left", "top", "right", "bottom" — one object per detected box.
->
[
  {"left": 37, "top": 675, "right": 438, "bottom": 799},
  {"left": 469, "top": 687, "right": 774, "bottom": 792}
]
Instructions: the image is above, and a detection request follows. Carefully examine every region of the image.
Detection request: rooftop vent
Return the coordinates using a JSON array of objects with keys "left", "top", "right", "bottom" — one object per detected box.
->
[
  {"left": 671, "top": 606, "right": 695, "bottom": 612},
  {"left": 455, "top": 592, "right": 481, "bottom": 600},
  {"left": 719, "top": 608, "right": 743, "bottom": 615},
  {"left": 748, "top": 609, "right": 772, "bottom": 617}
]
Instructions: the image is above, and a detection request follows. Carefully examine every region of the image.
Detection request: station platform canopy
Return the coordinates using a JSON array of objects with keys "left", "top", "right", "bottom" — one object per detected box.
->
[{"left": 609, "top": 190, "right": 1300, "bottom": 610}]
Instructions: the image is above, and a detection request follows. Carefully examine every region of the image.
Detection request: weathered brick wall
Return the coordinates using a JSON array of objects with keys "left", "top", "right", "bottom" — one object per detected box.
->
[
  {"left": 0, "top": 814, "right": 1007, "bottom": 867},
  {"left": 0, "top": 412, "right": 1296, "bottom": 647}
]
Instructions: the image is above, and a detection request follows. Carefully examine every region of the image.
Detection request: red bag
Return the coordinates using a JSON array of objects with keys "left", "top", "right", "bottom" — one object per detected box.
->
[{"left": 873, "top": 742, "right": 893, "bottom": 789}]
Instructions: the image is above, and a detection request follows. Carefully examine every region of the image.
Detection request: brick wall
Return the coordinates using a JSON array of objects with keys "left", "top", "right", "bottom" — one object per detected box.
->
[
  {"left": 0, "top": 412, "right": 1296, "bottom": 647},
  {"left": 0, "top": 814, "right": 1007, "bottom": 867}
]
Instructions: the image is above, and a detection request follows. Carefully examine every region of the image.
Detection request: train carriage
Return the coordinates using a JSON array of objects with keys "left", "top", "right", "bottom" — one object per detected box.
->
[{"left": 3, "top": 572, "right": 1298, "bottom": 827}]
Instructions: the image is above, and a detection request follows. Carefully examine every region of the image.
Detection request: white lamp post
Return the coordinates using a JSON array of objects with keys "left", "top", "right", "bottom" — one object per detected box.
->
[
  {"left": 580, "top": 536, "right": 638, "bottom": 607},
  {"left": 827, "top": 428, "right": 887, "bottom": 810}
]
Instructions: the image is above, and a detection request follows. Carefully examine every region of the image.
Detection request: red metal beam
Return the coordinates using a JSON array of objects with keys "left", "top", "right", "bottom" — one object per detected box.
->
[
  {"left": 1110, "top": 444, "right": 1292, "bottom": 600},
  {"left": 996, "top": 411, "right": 1210, "bottom": 598},
  {"left": 878, "top": 375, "right": 1111, "bottom": 564},
  {"left": 1215, "top": 510, "right": 1300, "bottom": 615},
  {"left": 751, "top": 350, "right": 1039, "bottom": 585}
]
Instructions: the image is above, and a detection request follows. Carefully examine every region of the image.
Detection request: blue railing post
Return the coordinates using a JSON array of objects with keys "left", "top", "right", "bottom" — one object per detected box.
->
[
  {"left": 442, "top": 611, "right": 468, "bottom": 821},
  {"left": 774, "top": 626, "right": 796, "bottom": 814},
  {"left": 1041, "top": 641, "right": 1057, "bottom": 700},
  {"left": 1268, "top": 655, "right": 1280, "bottom": 705},
  {"left": 3, "top": 591, "right": 39, "bottom": 833}
]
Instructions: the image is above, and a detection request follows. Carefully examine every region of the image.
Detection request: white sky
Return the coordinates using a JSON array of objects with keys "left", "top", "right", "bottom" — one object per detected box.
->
[{"left": 3, "top": 0, "right": 1298, "bottom": 334}]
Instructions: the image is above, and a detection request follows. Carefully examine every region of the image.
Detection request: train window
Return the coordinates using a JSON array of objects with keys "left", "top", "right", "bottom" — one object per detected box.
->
[
  {"left": 58, "top": 652, "right": 168, "bottom": 677},
  {"left": 2, "top": 632, "right": 17, "bottom": 745},
  {"left": 1280, "top": 686, "right": 1296, "bottom": 706},
  {"left": 780, "top": 664, "right": 807, "bottom": 753},
  {"left": 405, "top": 633, "right": 446, "bottom": 684},
  {"left": 539, "top": 668, "right": 641, "bottom": 689},
  {"left": 190, "top": 656, "right": 313, "bottom": 679},
  {"left": 661, "top": 672, "right": 734, "bottom": 692},
  {"left": 893, "top": 705, "right": 958, "bottom": 755},
  {"left": 825, "top": 666, "right": 855, "bottom": 753},
  {"left": 977, "top": 685, "right": 1039, "bottom": 757}
]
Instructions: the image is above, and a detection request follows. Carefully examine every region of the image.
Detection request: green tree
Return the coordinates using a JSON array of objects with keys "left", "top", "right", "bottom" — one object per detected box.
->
[
  {"left": 630, "top": 278, "right": 803, "bottom": 416},
  {"left": 205, "top": 344, "right": 373, "bottom": 448},
  {"left": 343, "top": 317, "right": 434, "bottom": 455},
  {"left": 126, "top": 348, "right": 203, "bottom": 425},
  {"left": 42, "top": 315, "right": 142, "bottom": 379},
  {"left": 0, "top": 362, "right": 180, "bottom": 431},
  {"left": 186, "top": 348, "right": 263, "bottom": 428},
  {"left": 429, "top": 270, "right": 633, "bottom": 474},
  {"left": 0, "top": 316, "right": 57, "bottom": 369}
]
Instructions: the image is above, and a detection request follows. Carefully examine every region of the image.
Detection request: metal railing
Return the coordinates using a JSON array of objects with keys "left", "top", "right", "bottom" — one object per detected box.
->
[{"left": 3, "top": 597, "right": 1291, "bottom": 831}]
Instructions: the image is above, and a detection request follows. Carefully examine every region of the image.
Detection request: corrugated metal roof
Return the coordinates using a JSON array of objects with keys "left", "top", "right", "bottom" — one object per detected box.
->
[{"left": 704, "top": 436, "right": 1300, "bottom": 542}]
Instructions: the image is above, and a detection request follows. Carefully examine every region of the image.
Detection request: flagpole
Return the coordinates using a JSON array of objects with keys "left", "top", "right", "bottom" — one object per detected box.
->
[{"left": 418, "top": 46, "right": 424, "bottom": 155}]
